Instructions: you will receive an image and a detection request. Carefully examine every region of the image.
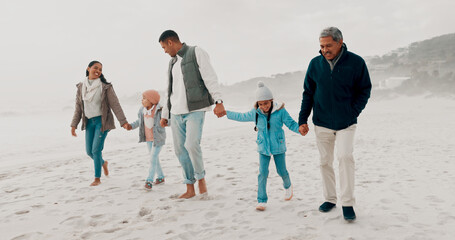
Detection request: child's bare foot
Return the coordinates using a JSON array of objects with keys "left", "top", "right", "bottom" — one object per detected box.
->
[
  {"left": 90, "top": 178, "right": 101, "bottom": 186},
  {"left": 178, "top": 184, "right": 196, "bottom": 199},
  {"left": 102, "top": 161, "right": 109, "bottom": 176},
  {"left": 198, "top": 178, "right": 207, "bottom": 194}
]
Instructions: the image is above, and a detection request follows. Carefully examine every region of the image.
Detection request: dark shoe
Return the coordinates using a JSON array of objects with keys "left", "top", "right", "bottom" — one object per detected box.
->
[
  {"left": 342, "top": 206, "right": 356, "bottom": 222},
  {"left": 319, "top": 202, "right": 336, "bottom": 212}
]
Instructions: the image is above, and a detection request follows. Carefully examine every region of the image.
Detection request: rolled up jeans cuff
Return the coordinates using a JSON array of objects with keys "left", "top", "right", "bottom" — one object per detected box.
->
[
  {"left": 183, "top": 178, "right": 196, "bottom": 185},
  {"left": 195, "top": 170, "right": 206, "bottom": 181}
]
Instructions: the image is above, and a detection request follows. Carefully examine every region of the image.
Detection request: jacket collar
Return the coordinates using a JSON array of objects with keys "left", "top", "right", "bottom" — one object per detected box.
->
[
  {"left": 77, "top": 81, "right": 111, "bottom": 90},
  {"left": 255, "top": 101, "right": 285, "bottom": 115},
  {"left": 176, "top": 42, "right": 189, "bottom": 58}
]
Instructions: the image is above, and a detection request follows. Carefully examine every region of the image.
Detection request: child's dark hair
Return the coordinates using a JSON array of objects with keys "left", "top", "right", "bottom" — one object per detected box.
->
[
  {"left": 86, "top": 60, "right": 110, "bottom": 84},
  {"left": 254, "top": 101, "right": 273, "bottom": 131}
]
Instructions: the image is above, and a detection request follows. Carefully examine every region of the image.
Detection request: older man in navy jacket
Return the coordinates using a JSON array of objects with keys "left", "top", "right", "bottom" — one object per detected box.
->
[{"left": 299, "top": 27, "right": 371, "bottom": 222}]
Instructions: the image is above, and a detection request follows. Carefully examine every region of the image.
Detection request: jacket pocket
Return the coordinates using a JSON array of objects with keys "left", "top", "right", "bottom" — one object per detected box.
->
[
  {"left": 256, "top": 137, "right": 266, "bottom": 153},
  {"left": 271, "top": 132, "right": 286, "bottom": 153}
]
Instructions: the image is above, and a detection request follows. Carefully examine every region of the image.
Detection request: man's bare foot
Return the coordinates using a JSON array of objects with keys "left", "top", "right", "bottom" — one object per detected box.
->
[
  {"left": 198, "top": 178, "right": 207, "bottom": 194},
  {"left": 90, "top": 178, "right": 101, "bottom": 186},
  {"left": 178, "top": 184, "right": 196, "bottom": 199},
  {"left": 102, "top": 161, "right": 109, "bottom": 176}
]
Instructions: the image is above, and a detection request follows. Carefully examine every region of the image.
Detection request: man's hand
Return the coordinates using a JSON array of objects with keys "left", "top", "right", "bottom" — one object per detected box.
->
[
  {"left": 299, "top": 124, "right": 309, "bottom": 136},
  {"left": 160, "top": 119, "right": 169, "bottom": 127},
  {"left": 214, "top": 103, "right": 226, "bottom": 118},
  {"left": 71, "top": 127, "right": 77, "bottom": 137}
]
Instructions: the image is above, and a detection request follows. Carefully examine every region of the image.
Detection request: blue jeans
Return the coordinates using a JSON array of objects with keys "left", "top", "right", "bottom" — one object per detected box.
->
[
  {"left": 170, "top": 111, "right": 205, "bottom": 184},
  {"left": 258, "top": 153, "right": 291, "bottom": 203},
  {"left": 146, "top": 142, "right": 164, "bottom": 182},
  {"left": 85, "top": 116, "right": 109, "bottom": 178}
]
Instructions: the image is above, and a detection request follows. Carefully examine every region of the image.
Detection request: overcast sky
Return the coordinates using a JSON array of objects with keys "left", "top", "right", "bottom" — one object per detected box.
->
[{"left": 1, "top": 0, "right": 455, "bottom": 107}]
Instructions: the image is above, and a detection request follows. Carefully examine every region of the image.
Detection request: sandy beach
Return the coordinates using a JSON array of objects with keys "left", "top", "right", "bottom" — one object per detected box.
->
[{"left": 1, "top": 96, "right": 454, "bottom": 240}]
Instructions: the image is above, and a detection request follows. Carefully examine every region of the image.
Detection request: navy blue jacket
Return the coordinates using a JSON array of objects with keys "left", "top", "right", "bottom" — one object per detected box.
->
[{"left": 299, "top": 44, "right": 371, "bottom": 130}]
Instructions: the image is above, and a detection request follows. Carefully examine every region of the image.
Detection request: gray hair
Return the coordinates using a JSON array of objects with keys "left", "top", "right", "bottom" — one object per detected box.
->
[{"left": 320, "top": 27, "right": 343, "bottom": 42}]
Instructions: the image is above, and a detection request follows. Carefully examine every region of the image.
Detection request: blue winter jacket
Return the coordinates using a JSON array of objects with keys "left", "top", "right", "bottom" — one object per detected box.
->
[
  {"left": 299, "top": 44, "right": 372, "bottom": 130},
  {"left": 226, "top": 102, "right": 300, "bottom": 156}
]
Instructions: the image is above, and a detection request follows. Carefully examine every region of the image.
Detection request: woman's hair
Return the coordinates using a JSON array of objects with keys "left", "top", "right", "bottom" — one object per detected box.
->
[{"left": 86, "top": 60, "right": 110, "bottom": 84}]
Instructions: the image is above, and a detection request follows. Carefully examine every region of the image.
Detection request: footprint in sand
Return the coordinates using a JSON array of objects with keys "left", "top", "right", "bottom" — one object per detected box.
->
[
  {"left": 182, "top": 223, "right": 195, "bottom": 230},
  {"left": 5, "top": 187, "right": 20, "bottom": 193},
  {"left": 213, "top": 203, "right": 225, "bottom": 208},
  {"left": 103, "top": 227, "right": 121, "bottom": 233},
  {"left": 80, "top": 231, "right": 94, "bottom": 239},
  {"left": 138, "top": 207, "right": 152, "bottom": 217},
  {"left": 201, "top": 222, "right": 213, "bottom": 228},
  {"left": 281, "top": 204, "right": 294, "bottom": 211},
  {"left": 252, "top": 227, "right": 266, "bottom": 233},
  {"left": 297, "top": 211, "right": 308, "bottom": 218},
  {"left": 169, "top": 193, "right": 180, "bottom": 199},
  {"left": 159, "top": 205, "right": 171, "bottom": 210},
  {"left": 65, "top": 197, "right": 84, "bottom": 204},
  {"left": 11, "top": 232, "right": 45, "bottom": 240},
  {"left": 15, "top": 210, "right": 29, "bottom": 215},
  {"left": 91, "top": 214, "right": 104, "bottom": 219},
  {"left": 31, "top": 204, "right": 44, "bottom": 209},
  {"left": 380, "top": 198, "right": 393, "bottom": 204},
  {"left": 205, "top": 211, "right": 218, "bottom": 219},
  {"left": 395, "top": 214, "right": 409, "bottom": 223},
  {"left": 323, "top": 215, "right": 342, "bottom": 223},
  {"left": 425, "top": 195, "right": 445, "bottom": 203},
  {"left": 0, "top": 173, "right": 9, "bottom": 180},
  {"left": 60, "top": 216, "right": 85, "bottom": 226}
]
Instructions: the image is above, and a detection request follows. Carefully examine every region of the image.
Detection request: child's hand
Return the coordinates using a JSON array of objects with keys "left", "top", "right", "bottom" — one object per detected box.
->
[
  {"left": 214, "top": 103, "right": 226, "bottom": 118},
  {"left": 160, "top": 119, "right": 169, "bottom": 127},
  {"left": 122, "top": 123, "right": 132, "bottom": 130},
  {"left": 299, "top": 124, "right": 309, "bottom": 136}
]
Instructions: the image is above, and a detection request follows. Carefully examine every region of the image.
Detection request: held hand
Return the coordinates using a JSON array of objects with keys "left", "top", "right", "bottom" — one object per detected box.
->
[
  {"left": 71, "top": 127, "right": 77, "bottom": 137},
  {"left": 122, "top": 123, "right": 132, "bottom": 130},
  {"left": 299, "top": 124, "right": 309, "bottom": 136},
  {"left": 213, "top": 103, "right": 226, "bottom": 118},
  {"left": 160, "top": 119, "right": 169, "bottom": 128}
]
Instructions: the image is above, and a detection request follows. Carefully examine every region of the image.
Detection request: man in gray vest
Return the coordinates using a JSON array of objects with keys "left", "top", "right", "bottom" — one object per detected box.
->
[{"left": 159, "top": 30, "right": 225, "bottom": 199}]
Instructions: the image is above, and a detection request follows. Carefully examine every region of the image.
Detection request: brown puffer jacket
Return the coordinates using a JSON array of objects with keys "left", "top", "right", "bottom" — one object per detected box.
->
[{"left": 71, "top": 82, "right": 128, "bottom": 132}]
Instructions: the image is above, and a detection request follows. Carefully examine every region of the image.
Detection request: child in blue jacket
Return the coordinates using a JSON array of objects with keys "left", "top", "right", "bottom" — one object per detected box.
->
[
  {"left": 129, "top": 90, "right": 166, "bottom": 189},
  {"left": 226, "top": 81, "right": 301, "bottom": 211}
]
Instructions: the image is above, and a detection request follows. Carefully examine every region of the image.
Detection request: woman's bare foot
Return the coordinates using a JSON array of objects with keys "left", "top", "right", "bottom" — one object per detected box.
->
[
  {"left": 102, "top": 161, "right": 109, "bottom": 176},
  {"left": 178, "top": 184, "right": 196, "bottom": 199},
  {"left": 90, "top": 178, "right": 101, "bottom": 186},
  {"left": 198, "top": 178, "right": 207, "bottom": 194}
]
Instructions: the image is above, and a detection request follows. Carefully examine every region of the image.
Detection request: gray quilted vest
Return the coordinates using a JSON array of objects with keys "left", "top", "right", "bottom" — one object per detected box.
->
[{"left": 166, "top": 43, "right": 214, "bottom": 118}]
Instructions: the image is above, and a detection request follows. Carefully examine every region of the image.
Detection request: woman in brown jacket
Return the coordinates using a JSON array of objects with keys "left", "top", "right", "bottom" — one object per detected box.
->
[{"left": 71, "top": 60, "right": 131, "bottom": 186}]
